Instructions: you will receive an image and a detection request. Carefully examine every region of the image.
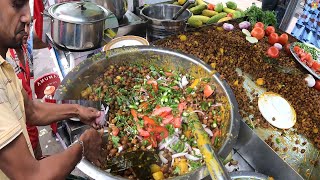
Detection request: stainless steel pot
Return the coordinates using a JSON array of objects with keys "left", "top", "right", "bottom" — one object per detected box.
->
[
  {"left": 55, "top": 46, "right": 241, "bottom": 180},
  {"left": 140, "top": 4, "right": 192, "bottom": 41},
  {"left": 47, "top": 2, "right": 111, "bottom": 50},
  {"left": 87, "top": 0, "right": 128, "bottom": 20}
]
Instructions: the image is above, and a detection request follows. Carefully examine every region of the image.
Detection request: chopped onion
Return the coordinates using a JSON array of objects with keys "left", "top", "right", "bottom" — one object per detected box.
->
[
  {"left": 185, "top": 154, "right": 201, "bottom": 161},
  {"left": 118, "top": 146, "right": 123, "bottom": 153},
  {"left": 105, "top": 169, "right": 111, "bottom": 173},
  {"left": 147, "top": 145, "right": 152, "bottom": 150},
  {"left": 167, "top": 147, "right": 174, "bottom": 153},
  {"left": 212, "top": 103, "right": 223, "bottom": 107},
  {"left": 159, "top": 151, "right": 169, "bottom": 164},
  {"left": 136, "top": 136, "right": 143, "bottom": 141},
  {"left": 202, "top": 124, "right": 207, "bottom": 128},
  {"left": 304, "top": 74, "right": 316, "bottom": 87},
  {"left": 146, "top": 75, "right": 150, "bottom": 79},
  {"left": 204, "top": 128, "right": 213, "bottom": 137},
  {"left": 172, "top": 152, "right": 187, "bottom": 159},
  {"left": 242, "top": 29, "right": 251, "bottom": 37},
  {"left": 159, "top": 136, "right": 178, "bottom": 150},
  {"left": 181, "top": 76, "right": 189, "bottom": 88},
  {"left": 191, "top": 110, "right": 205, "bottom": 116},
  {"left": 192, "top": 148, "right": 201, "bottom": 156},
  {"left": 185, "top": 142, "right": 192, "bottom": 152}
]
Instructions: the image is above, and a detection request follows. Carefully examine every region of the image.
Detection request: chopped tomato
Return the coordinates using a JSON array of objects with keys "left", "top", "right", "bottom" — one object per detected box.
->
[
  {"left": 155, "top": 105, "right": 161, "bottom": 109},
  {"left": 149, "top": 126, "right": 169, "bottom": 140},
  {"left": 265, "top": 26, "right": 275, "bottom": 36},
  {"left": 152, "top": 107, "right": 172, "bottom": 117},
  {"left": 204, "top": 84, "right": 214, "bottom": 98},
  {"left": 293, "top": 46, "right": 301, "bottom": 54},
  {"left": 131, "top": 109, "right": 138, "bottom": 120},
  {"left": 165, "top": 72, "right": 173, "bottom": 76},
  {"left": 211, "top": 129, "right": 221, "bottom": 144},
  {"left": 144, "top": 136, "right": 157, "bottom": 147},
  {"left": 147, "top": 80, "right": 158, "bottom": 92},
  {"left": 251, "top": 27, "right": 265, "bottom": 40},
  {"left": 314, "top": 80, "right": 320, "bottom": 91},
  {"left": 139, "top": 102, "right": 149, "bottom": 110},
  {"left": 268, "top": 33, "right": 279, "bottom": 45},
  {"left": 143, "top": 116, "right": 158, "bottom": 126},
  {"left": 278, "top": 33, "right": 288, "bottom": 45},
  {"left": 173, "top": 117, "right": 182, "bottom": 128},
  {"left": 312, "top": 62, "right": 320, "bottom": 71},
  {"left": 306, "top": 59, "right": 314, "bottom": 67},
  {"left": 178, "top": 102, "right": 187, "bottom": 115},
  {"left": 138, "top": 128, "right": 150, "bottom": 137},
  {"left": 162, "top": 115, "right": 174, "bottom": 125},
  {"left": 267, "top": 46, "right": 279, "bottom": 58},
  {"left": 227, "top": 13, "right": 233, "bottom": 18},
  {"left": 172, "top": 86, "right": 180, "bottom": 90},
  {"left": 112, "top": 126, "right": 119, "bottom": 136},
  {"left": 305, "top": 53, "right": 313, "bottom": 62},
  {"left": 254, "top": 22, "right": 264, "bottom": 29},
  {"left": 207, "top": 3, "right": 215, "bottom": 10}
]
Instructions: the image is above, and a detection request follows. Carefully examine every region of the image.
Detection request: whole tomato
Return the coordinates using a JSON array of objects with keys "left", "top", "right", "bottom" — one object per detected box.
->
[
  {"left": 267, "top": 46, "right": 279, "bottom": 58},
  {"left": 254, "top": 22, "right": 265, "bottom": 29},
  {"left": 278, "top": 33, "right": 289, "bottom": 45},
  {"left": 265, "top": 26, "right": 275, "bottom": 36},
  {"left": 314, "top": 80, "right": 320, "bottom": 91},
  {"left": 268, "top": 33, "right": 279, "bottom": 45},
  {"left": 251, "top": 27, "right": 265, "bottom": 40}
]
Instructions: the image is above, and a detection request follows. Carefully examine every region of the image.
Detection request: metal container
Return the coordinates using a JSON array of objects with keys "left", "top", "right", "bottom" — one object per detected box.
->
[
  {"left": 47, "top": 2, "right": 110, "bottom": 50},
  {"left": 140, "top": 4, "right": 192, "bottom": 42},
  {"left": 55, "top": 46, "right": 240, "bottom": 180},
  {"left": 229, "top": 171, "right": 270, "bottom": 180},
  {"left": 87, "top": 0, "right": 128, "bottom": 20}
]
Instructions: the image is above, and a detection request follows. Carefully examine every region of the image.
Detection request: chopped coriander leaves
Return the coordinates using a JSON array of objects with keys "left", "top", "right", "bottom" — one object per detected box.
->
[
  {"left": 173, "top": 166, "right": 181, "bottom": 175},
  {"left": 189, "top": 161, "right": 202, "bottom": 170},
  {"left": 172, "top": 141, "right": 185, "bottom": 153},
  {"left": 142, "top": 139, "right": 149, "bottom": 146},
  {"left": 111, "top": 136, "right": 120, "bottom": 147},
  {"left": 166, "top": 124, "right": 175, "bottom": 136}
]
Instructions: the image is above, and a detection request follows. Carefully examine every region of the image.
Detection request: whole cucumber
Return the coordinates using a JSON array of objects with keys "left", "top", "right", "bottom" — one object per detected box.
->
[
  {"left": 206, "top": 12, "right": 227, "bottom": 24},
  {"left": 223, "top": 7, "right": 235, "bottom": 14},
  {"left": 202, "top": 10, "right": 219, "bottom": 17},
  {"left": 190, "top": 4, "right": 207, "bottom": 15},
  {"left": 192, "top": 15, "right": 210, "bottom": 23},
  {"left": 188, "top": 16, "right": 203, "bottom": 28}
]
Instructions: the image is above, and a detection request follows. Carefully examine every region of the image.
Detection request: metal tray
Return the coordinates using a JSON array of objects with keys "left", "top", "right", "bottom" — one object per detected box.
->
[{"left": 290, "top": 43, "right": 320, "bottom": 79}]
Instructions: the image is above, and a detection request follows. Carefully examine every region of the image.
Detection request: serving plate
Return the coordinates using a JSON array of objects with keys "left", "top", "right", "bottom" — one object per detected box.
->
[{"left": 290, "top": 43, "right": 320, "bottom": 79}]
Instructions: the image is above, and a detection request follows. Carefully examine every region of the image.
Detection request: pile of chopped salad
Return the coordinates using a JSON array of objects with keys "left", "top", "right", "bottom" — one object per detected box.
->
[{"left": 81, "top": 64, "right": 228, "bottom": 179}]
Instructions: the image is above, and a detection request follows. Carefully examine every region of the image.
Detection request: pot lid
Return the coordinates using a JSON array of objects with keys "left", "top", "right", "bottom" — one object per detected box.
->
[{"left": 49, "top": 2, "right": 108, "bottom": 23}]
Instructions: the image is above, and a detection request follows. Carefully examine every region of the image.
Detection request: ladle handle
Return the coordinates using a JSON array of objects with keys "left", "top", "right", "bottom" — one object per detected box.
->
[{"left": 172, "top": 0, "right": 195, "bottom": 20}]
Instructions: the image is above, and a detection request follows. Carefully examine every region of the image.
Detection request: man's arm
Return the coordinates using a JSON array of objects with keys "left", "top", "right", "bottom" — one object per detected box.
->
[
  {"left": 0, "top": 134, "right": 82, "bottom": 180},
  {"left": 23, "top": 90, "right": 100, "bottom": 127}
]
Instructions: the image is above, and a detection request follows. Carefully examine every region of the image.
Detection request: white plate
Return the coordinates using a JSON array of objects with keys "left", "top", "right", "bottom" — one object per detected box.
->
[
  {"left": 258, "top": 92, "right": 296, "bottom": 129},
  {"left": 103, "top": 36, "right": 149, "bottom": 51}
]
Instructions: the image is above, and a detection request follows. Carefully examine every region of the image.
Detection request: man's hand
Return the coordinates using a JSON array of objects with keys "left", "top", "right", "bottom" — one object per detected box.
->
[
  {"left": 79, "top": 128, "right": 103, "bottom": 166},
  {"left": 78, "top": 106, "right": 102, "bottom": 129}
]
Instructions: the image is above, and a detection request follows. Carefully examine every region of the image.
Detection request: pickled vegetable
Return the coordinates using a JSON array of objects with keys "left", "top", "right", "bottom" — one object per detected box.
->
[
  {"left": 206, "top": 12, "right": 227, "bottom": 24},
  {"left": 202, "top": 9, "right": 219, "bottom": 17},
  {"left": 214, "top": 3, "right": 223, "bottom": 13},
  {"left": 226, "top": 1, "right": 237, "bottom": 10},
  {"left": 190, "top": 4, "right": 207, "bottom": 15}
]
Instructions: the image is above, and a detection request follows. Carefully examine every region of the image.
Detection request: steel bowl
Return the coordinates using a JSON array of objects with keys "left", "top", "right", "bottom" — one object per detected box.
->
[
  {"left": 140, "top": 4, "right": 192, "bottom": 41},
  {"left": 88, "top": 0, "right": 128, "bottom": 20},
  {"left": 229, "top": 171, "right": 270, "bottom": 180},
  {"left": 55, "top": 46, "right": 240, "bottom": 180}
]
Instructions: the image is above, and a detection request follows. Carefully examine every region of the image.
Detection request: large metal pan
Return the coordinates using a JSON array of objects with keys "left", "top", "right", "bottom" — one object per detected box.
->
[{"left": 55, "top": 46, "right": 240, "bottom": 180}]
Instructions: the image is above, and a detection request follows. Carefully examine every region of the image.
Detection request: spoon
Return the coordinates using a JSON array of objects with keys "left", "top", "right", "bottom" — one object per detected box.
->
[
  {"left": 172, "top": 0, "right": 195, "bottom": 20},
  {"left": 188, "top": 109, "right": 231, "bottom": 180}
]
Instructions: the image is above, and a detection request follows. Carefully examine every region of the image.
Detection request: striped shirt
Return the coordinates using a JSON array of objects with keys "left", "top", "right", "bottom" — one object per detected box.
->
[{"left": 0, "top": 55, "right": 34, "bottom": 179}]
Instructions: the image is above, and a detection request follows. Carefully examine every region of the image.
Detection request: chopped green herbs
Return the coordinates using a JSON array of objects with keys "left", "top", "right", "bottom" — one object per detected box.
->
[
  {"left": 166, "top": 124, "right": 175, "bottom": 136},
  {"left": 189, "top": 161, "right": 202, "bottom": 170},
  {"left": 173, "top": 166, "right": 181, "bottom": 175},
  {"left": 111, "top": 136, "right": 120, "bottom": 147}
]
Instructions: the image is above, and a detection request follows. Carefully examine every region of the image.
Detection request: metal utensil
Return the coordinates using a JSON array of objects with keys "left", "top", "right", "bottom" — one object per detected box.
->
[
  {"left": 172, "top": 0, "right": 195, "bottom": 20},
  {"left": 86, "top": 0, "right": 128, "bottom": 20},
  {"left": 188, "top": 110, "right": 231, "bottom": 180}
]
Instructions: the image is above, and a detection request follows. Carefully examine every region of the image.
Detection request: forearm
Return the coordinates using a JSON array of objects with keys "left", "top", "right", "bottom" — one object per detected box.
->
[
  {"left": 35, "top": 144, "right": 83, "bottom": 180},
  {"left": 27, "top": 101, "right": 80, "bottom": 126}
]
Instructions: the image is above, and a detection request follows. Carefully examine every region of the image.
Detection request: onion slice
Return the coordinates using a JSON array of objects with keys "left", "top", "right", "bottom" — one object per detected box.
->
[
  {"left": 192, "top": 110, "right": 205, "bottom": 116},
  {"left": 185, "top": 154, "right": 201, "bottom": 161},
  {"left": 159, "top": 151, "right": 169, "bottom": 164},
  {"left": 204, "top": 128, "right": 213, "bottom": 137},
  {"left": 172, "top": 152, "right": 187, "bottom": 159}
]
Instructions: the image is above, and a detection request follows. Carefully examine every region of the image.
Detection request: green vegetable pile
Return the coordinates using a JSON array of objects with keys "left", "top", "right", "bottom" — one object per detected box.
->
[{"left": 244, "top": 4, "right": 277, "bottom": 27}]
